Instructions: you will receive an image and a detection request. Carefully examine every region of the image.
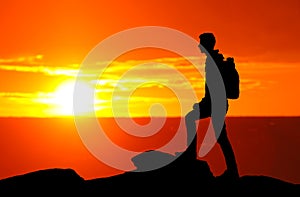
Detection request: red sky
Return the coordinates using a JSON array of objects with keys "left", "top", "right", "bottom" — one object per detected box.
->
[{"left": 1, "top": 0, "right": 299, "bottom": 63}]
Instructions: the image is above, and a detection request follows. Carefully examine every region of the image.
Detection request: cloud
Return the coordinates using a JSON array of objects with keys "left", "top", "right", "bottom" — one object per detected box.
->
[
  {"left": 0, "top": 55, "right": 80, "bottom": 77},
  {"left": 0, "top": 65, "right": 80, "bottom": 76},
  {"left": 0, "top": 92, "right": 53, "bottom": 104},
  {"left": 0, "top": 55, "right": 43, "bottom": 64},
  {"left": 236, "top": 62, "right": 299, "bottom": 91},
  {"left": 0, "top": 91, "right": 43, "bottom": 100},
  {"left": 1, "top": 55, "right": 299, "bottom": 117},
  {"left": 240, "top": 79, "right": 261, "bottom": 91},
  {"left": 0, "top": 92, "right": 51, "bottom": 117}
]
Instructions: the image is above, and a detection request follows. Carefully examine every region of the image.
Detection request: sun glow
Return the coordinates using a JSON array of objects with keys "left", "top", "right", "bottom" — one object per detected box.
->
[{"left": 52, "top": 80, "right": 94, "bottom": 116}]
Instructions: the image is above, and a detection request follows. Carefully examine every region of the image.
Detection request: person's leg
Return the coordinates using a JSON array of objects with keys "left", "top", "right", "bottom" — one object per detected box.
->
[
  {"left": 217, "top": 123, "right": 239, "bottom": 178},
  {"left": 184, "top": 99, "right": 211, "bottom": 160},
  {"left": 184, "top": 109, "right": 200, "bottom": 159}
]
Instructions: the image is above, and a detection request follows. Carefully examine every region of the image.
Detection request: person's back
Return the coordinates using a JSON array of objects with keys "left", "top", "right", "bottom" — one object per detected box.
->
[{"left": 203, "top": 49, "right": 226, "bottom": 101}]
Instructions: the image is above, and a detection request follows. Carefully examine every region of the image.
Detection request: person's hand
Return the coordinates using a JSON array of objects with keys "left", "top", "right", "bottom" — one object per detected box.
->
[{"left": 193, "top": 103, "right": 199, "bottom": 110}]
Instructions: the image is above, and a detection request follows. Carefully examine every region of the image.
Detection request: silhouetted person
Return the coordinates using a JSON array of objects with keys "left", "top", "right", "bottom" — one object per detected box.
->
[{"left": 185, "top": 32, "right": 239, "bottom": 179}]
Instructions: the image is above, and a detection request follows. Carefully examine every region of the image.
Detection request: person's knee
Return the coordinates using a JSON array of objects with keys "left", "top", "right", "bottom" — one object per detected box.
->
[
  {"left": 185, "top": 111, "right": 196, "bottom": 123},
  {"left": 216, "top": 129, "right": 228, "bottom": 144}
]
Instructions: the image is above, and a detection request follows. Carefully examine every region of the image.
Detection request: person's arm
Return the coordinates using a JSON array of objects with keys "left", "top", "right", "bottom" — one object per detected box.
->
[{"left": 193, "top": 103, "right": 199, "bottom": 110}]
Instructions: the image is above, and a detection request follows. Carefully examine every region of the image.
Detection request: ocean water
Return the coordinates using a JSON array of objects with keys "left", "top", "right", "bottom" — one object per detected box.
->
[{"left": 0, "top": 116, "right": 299, "bottom": 184}]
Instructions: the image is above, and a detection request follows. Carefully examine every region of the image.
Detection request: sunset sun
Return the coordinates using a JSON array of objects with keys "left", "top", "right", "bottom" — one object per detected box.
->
[{"left": 52, "top": 80, "right": 94, "bottom": 116}]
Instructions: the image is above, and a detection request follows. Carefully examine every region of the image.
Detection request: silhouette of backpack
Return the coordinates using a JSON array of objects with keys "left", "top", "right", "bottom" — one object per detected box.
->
[{"left": 220, "top": 57, "right": 240, "bottom": 99}]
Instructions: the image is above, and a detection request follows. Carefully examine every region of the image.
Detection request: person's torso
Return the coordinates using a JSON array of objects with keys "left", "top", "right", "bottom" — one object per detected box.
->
[{"left": 204, "top": 49, "right": 225, "bottom": 100}]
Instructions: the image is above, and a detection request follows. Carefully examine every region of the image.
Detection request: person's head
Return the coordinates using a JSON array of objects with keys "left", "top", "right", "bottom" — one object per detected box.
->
[{"left": 198, "top": 32, "right": 216, "bottom": 53}]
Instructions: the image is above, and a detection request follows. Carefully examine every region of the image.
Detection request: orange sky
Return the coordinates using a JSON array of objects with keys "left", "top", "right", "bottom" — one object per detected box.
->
[
  {"left": 0, "top": 0, "right": 300, "bottom": 117},
  {"left": 0, "top": 0, "right": 300, "bottom": 185}
]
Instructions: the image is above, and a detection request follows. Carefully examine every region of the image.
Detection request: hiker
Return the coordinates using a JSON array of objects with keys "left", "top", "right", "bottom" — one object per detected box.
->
[{"left": 184, "top": 32, "right": 239, "bottom": 179}]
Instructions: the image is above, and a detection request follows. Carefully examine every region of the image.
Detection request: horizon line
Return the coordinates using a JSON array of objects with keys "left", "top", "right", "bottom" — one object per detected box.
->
[{"left": 0, "top": 115, "right": 299, "bottom": 118}]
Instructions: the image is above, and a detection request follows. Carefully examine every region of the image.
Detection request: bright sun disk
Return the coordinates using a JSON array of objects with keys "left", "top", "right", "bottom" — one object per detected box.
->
[{"left": 52, "top": 80, "right": 94, "bottom": 116}]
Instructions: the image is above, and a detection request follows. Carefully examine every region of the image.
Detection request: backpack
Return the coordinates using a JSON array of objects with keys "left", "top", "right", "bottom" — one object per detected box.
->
[{"left": 220, "top": 57, "right": 240, "bottom": 99}]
